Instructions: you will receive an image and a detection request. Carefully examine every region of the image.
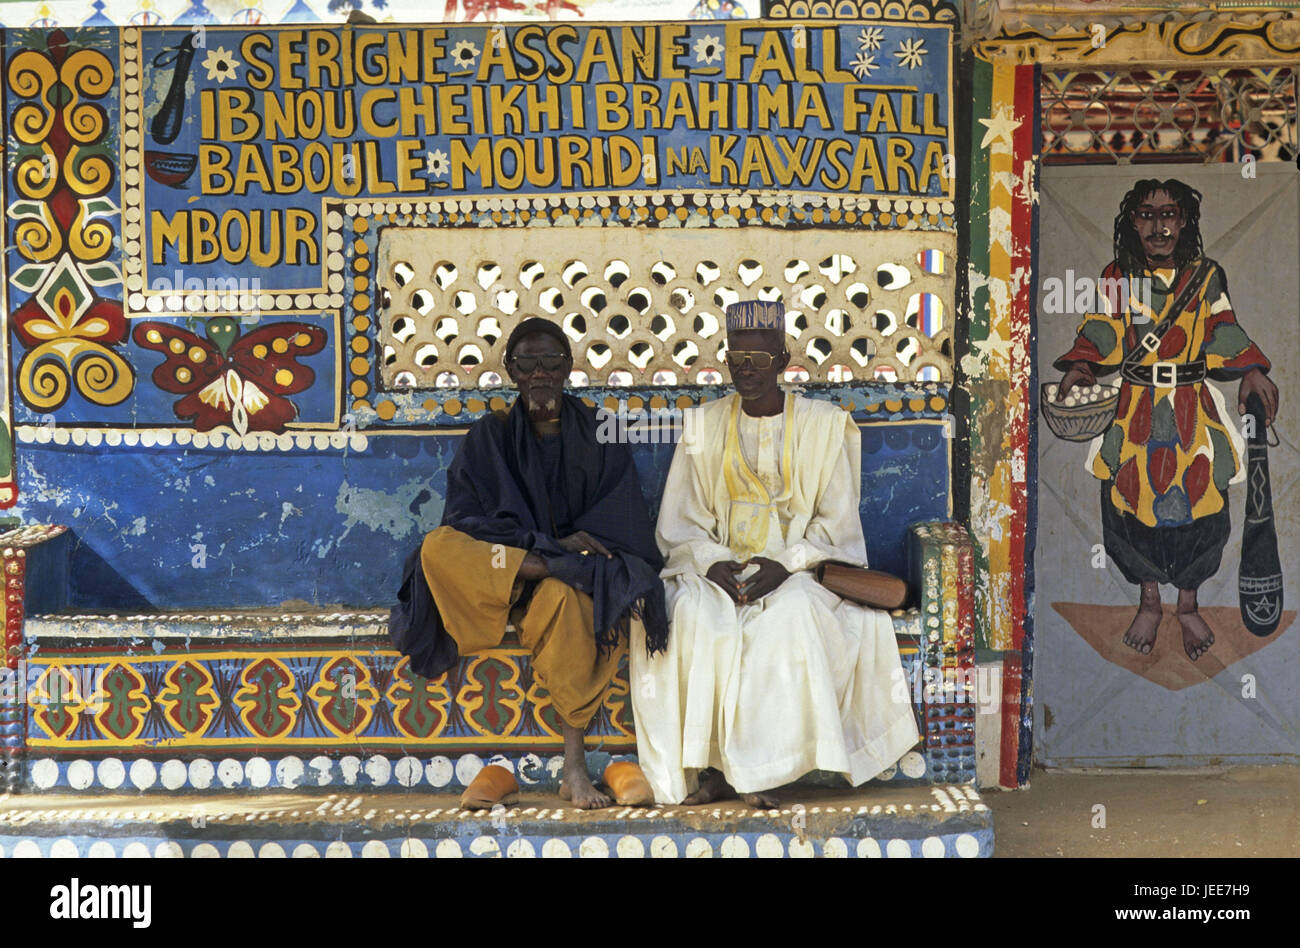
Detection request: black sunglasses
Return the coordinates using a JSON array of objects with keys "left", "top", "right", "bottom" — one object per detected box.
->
[{"left": 508, "top": 353, "right": 569, "bottom": 374}]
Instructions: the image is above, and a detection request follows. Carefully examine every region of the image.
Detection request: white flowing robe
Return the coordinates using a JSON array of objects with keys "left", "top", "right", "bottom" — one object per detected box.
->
[{"left": 631, "top": 392, "right": 921, "bottom": 803}]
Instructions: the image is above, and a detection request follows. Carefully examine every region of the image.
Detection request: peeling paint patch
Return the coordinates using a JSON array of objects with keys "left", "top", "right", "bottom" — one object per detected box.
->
[{"left": 334, "top": 479, "right": 443, "bottom": 544}]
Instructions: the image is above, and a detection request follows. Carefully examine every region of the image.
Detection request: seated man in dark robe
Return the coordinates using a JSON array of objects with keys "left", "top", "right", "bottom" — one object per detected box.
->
[{"left": 389, "top": 317, "right": 668, "bottom": 809}]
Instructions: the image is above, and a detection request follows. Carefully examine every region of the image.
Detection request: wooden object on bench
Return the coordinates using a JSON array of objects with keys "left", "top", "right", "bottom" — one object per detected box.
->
[{"left": 816, "top": 562, "right": 910, "bottom": 609}]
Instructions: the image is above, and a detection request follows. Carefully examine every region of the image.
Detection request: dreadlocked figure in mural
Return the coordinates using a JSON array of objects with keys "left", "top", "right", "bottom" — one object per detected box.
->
[{"left": 1055, "top": 180, "right": 1279, "bottom": 661}]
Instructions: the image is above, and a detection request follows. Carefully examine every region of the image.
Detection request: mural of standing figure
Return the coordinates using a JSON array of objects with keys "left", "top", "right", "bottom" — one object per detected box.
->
[{"left": 1053, "top": 179, "right": 1280, "bottom": 661}]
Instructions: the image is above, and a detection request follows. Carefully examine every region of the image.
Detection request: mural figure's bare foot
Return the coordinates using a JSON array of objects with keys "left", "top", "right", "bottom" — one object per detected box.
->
[
  {"left": 1177, "top": 609, "right": 1215, "bottom": 661},
  {"left": 1177, "top": 587, "right": 1215, "bottom": 661},
  {"left": 1122, "top": 601, "right": 1163, "bottom": 654},
  {"left": 740, "top": 791, "right": 781, "bottom": 809}
]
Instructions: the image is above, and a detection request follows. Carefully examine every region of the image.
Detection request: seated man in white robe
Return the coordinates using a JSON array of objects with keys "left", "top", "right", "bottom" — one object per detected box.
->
[{"left": 631, "top": 299, "right": 921, "bottom": 807}]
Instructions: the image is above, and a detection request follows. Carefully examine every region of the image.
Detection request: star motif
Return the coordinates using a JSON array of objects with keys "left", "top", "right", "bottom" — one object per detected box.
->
[
  {"left": 426, "top": 149, "right": 449, "bottom": 178},
  {"left": 694, "top": 34, "right": 724, "bottom": 65},
  {"left": 972, "top": 327, "right": 1014, "bottom": 367},
  {"left": 857, "top": 27, "right": 884, "bottom": 51},
  {"left": 978, "top": 107, "right": 1022, "bottom": 149},
  {"left": 894, "top": 37, "right": 927, "bottom": 70},
  {"left": 850, "top": 52, "right": 879, "bottom": 79}
]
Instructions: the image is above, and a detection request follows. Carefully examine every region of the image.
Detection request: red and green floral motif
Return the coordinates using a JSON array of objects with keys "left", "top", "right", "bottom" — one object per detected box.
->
[
  {"left": 386, "top": 658, "right": 452, "bottom": 740},
  {"left": 307, "top": 656, "right": 379, "bottom": 738},
  {"left": 233, "top": 657, "right": 300, "bottom": 739},
  {"left": 155, "top": 660, "right": 219, "bottom": 737},
  {"left": 29, "top": 665, "right": 84, "bottom": 739},
  {"left": 458, "top": 655, "right": 524, "bottom": 737},
  {"left": 93, "top": 662, "right": 149, "bottom": 741}
]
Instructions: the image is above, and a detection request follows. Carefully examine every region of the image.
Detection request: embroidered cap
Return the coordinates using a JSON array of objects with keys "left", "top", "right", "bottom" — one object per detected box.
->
[{"left": 725, "top": 299, "right": 785, "bottom": 332}]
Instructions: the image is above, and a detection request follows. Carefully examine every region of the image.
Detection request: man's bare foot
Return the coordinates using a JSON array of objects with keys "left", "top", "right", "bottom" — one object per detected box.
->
[
  {"left": 558, "top": 720, "right": 610, "bottom": 809},
  {"left": 681, "top": 770, "right": 779, "bottom": 809},
  {"left": 740, "top": 791, "right": 780, "bottom": 809},
  {"left": 1122, "top": 582, "right": 1162, "bottom": 654},
  {"left": 1177, "top": 587, "right": 1214, "bottom": 661},
  {"left": 682, "top": 768, "right": 732, "bottom": 805},
  {"left": 558, "top": 771, "right": 612, "bottom": 810}
]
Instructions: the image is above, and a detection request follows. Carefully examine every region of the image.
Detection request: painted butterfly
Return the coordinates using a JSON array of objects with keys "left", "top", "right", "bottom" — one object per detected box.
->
[{"left": 133, "top": 317, "right": 328, "bottom": 434}]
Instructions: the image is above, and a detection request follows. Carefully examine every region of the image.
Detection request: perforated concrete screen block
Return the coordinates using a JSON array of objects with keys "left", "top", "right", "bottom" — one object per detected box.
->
[{"left": 375, "top": 226, "right": 956, "bottom": 390}]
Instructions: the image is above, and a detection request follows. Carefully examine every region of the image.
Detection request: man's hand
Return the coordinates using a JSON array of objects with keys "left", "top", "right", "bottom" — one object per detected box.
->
[
  {"left": 705, "top": 560, "right": 747, "bottom": 604},
  {"left": 517, "top": 552, "right": 550, "bottom": 581},
  {"left": 558, "top": 531, "right": 613, "bottom": 558},
  {"left": 1238, "top": 367, "right": 1279, "bottom": 428},
  {"left": 1056, "top": 361, "right": 1096, "bottom": 402},
  {"left": 738, "top": 556, "right": 790, "bottom": 604}
]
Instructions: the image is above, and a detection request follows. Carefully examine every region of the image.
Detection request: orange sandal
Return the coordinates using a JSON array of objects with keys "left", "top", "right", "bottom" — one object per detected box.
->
[
  {"left": 459, "top": 764, "right": 519, "bottom": 810},
  {"left": 602, "top": 761, "right": 655, "bottom": 806}
]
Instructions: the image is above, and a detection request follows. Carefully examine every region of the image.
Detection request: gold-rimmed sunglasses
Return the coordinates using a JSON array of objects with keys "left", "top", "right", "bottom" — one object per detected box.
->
[{"left": 725, "top": 349, "right": 785, "bottom": 370}]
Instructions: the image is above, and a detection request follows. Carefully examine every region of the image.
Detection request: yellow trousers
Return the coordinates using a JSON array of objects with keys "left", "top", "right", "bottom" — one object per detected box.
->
[{"left": 420, "top": 526, "right": 625, "bottom": 729}]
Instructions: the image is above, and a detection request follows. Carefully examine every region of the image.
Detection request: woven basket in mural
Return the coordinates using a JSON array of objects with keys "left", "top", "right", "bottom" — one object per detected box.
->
[{"left": 1039, "top": 382, "right": 1118, "bottom": 442}]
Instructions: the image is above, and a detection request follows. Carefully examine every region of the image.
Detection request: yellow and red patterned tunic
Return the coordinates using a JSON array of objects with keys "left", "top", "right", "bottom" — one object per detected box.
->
[{"left": 1054, "top": 258, "right": 1270, "bottom": 528}]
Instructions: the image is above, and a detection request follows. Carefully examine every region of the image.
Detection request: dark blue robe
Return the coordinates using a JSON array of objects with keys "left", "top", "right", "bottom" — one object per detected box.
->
[{"left": 389, "top": 394, "right": 668, "bottom": 679}]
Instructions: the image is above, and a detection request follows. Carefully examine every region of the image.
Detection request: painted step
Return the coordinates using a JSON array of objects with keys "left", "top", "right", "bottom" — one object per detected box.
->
[
  {"left": 0, "top": 783, "right": 992, "bottom": 858},
  {"left": 17, "top": 607, "right": 974, "bottom": 791}
]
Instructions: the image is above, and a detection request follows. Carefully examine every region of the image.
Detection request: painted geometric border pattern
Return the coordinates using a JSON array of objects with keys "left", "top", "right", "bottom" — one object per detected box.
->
[
  {"left": 23, "top": 647, "right": 634, "bottom": 749},
  {"left": 21, "top": 641, "right": 936, "bottom": 752},
  {"left": 22, "top": 635, "right": 942, "bottom": 750},
  {"left": 18, "top": 646, "right": 971, "bottom": 791}
]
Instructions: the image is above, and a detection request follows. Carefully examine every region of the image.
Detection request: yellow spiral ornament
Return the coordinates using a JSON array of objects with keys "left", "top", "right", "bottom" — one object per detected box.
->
[
  {"left": 15, "top": 148, "right": 57, "bottom": 200},
  {"left": 5, "top": 52, "right": 57, "bottom": 144},
  {"left": 18, "top": 348, "right": 71, "bottom": 411},
  {"left": 19, "top": 342, "right": 133, "bottom": 410},
  {"left": 73, "top": 347, "right": 134, "bottom": 406},
  {"left": 66, "top": 146, "right": 112, "bottom": 198},
  {"left": 13, "top": 214, "right": 60, "bottom": 263},
  {"left": 70, "top": 201, "right": 114, "bottom": 259}
]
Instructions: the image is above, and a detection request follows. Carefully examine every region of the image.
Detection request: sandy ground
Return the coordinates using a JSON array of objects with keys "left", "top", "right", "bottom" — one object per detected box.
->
[{"left": 986, "top": 765, "right": 1300, "bottom": 857}]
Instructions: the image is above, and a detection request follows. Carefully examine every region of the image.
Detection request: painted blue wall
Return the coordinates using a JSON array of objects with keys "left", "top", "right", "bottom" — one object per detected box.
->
[{"left": 17, "top": 410, "right": 948, "bottom": 611}]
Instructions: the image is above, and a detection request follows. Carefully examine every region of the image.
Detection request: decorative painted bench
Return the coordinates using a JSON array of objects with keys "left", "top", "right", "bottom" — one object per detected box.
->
[
  {"left": 2, "top": 396, "right": 991, "bottom": 856},
  {"left": 6, "top": 520, "right": 975, "bottom": 795},
  {"left": 1, "top": 520, "right": 989, "bottom": 859}
]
